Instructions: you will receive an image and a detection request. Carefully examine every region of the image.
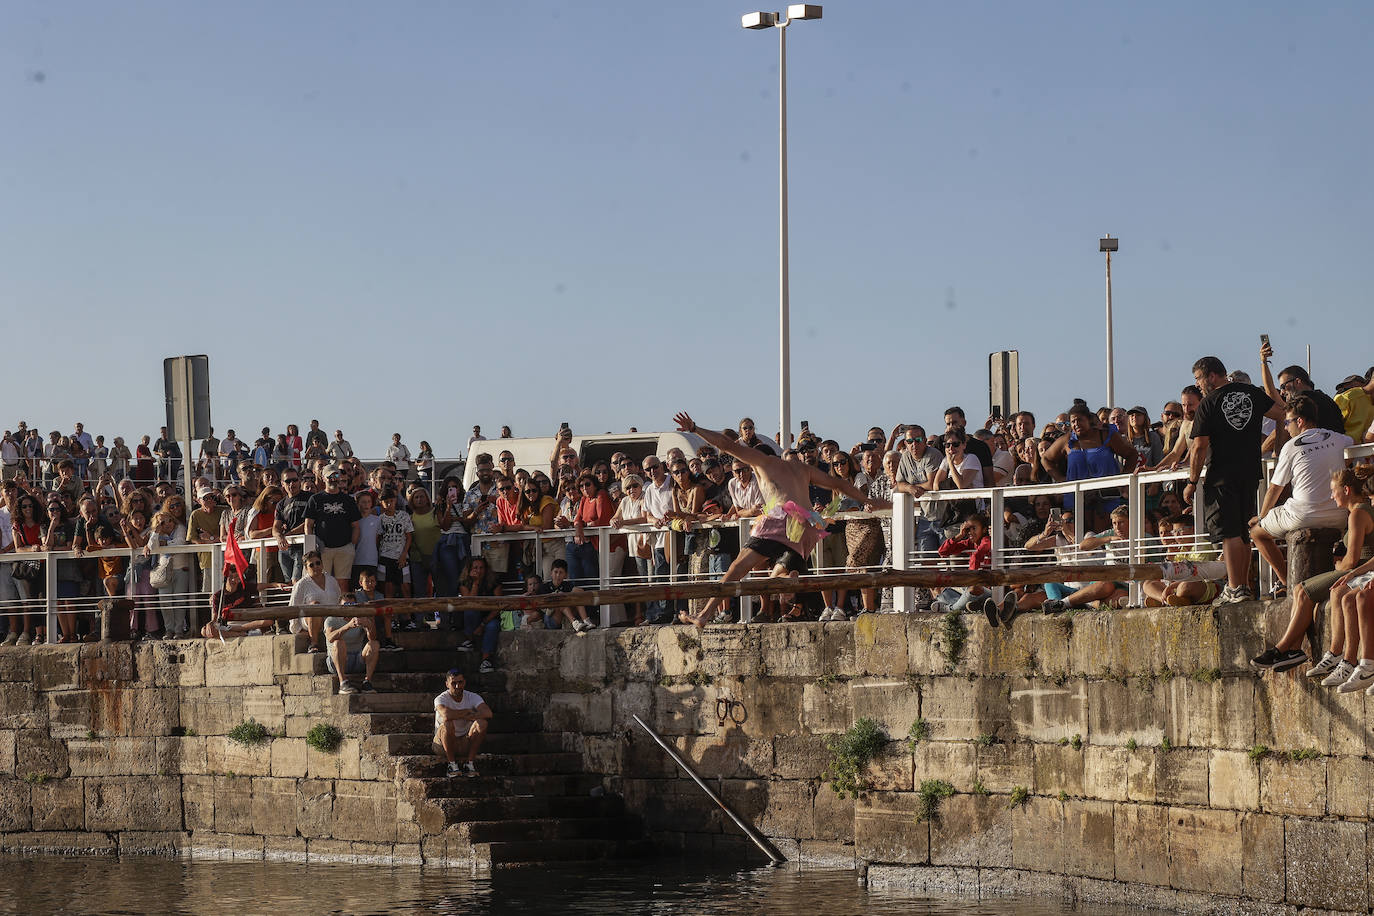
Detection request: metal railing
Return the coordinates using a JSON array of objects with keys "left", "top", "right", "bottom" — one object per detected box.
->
[
  {"left": 0, "top": 534, "right": 309, "bottom": 644},
  {"left": 468, "top": 440, "right": 1374, "bottom": 623}
]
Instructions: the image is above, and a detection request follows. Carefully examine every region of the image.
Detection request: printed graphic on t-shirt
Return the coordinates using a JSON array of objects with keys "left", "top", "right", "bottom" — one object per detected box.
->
[{"left": 1220, "top": 391, "right": 1253, "bottom": 431}]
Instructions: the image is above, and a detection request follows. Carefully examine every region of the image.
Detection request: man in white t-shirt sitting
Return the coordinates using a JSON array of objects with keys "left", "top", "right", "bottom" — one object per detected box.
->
[
  {"left": 323, "top": 612, "right": 380, "bottom": 695},
  {"left": 1249, "top": 393, "right": 1354, "bottom": 596},
  {"left": 434, "top": 669, "right": 492, "bottom": 778}
]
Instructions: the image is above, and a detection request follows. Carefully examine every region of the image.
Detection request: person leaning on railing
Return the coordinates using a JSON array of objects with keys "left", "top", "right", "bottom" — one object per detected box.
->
[
  {"left": 610, "top": 475, "right": 652, "bottom": 627},
  {"left": 149, "top": 508, "right": 193, "bottom": 638}
]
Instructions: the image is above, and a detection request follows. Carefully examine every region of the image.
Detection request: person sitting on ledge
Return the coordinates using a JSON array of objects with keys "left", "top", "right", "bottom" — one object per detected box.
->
[
  {"left": 1247, "top": 394, "right": 1353, "bottom": 599},
  {"left": 1041, "top": 505, "right": 1133, "bottom": 613},
  {"left": 1252, "top": 466, "right": 1374, "bottom": 676},
  {"left": 434, "top": 668, "right": 492, "bottom": 778},
  {"left": 201, "top": 563, "right": 286, "bottom": 639},
  {"left": 1140, "top": 515, "right": 1222, "bottom": 608},
  {"left": 323, "top": 606, "right": 381, "bottom": 695}
]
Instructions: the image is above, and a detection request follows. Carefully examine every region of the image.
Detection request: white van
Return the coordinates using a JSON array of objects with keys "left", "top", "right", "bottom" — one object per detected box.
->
[{"left": 459, "top": 430, "right": 779, "bottom": 488}]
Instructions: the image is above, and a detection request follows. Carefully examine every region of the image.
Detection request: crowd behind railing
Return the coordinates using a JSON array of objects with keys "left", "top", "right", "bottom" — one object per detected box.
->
[{"left": 3, "top": 352, "right": 1374, "bottom": 686}]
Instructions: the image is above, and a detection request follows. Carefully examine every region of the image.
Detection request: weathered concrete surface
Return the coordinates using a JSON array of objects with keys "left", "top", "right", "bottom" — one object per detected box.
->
[{"left": 5, "top": 600, "right": 1374, "bottom": 912}]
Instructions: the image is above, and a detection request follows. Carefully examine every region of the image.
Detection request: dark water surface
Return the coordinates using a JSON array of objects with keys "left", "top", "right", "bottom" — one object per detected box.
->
[{"left": 0, "top": 854, "right": 1135, "bottom": 915}]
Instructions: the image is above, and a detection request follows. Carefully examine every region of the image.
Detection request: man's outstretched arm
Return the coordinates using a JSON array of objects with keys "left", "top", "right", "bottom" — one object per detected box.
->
[{"left": 674, "top": 413, "right": 768, "bottom": 469}]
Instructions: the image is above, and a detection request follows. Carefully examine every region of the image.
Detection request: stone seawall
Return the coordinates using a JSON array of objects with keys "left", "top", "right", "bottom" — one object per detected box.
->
[
  {"left": 495, "top": 601, "right": 1372, "bottom": 913},
  {"left": 2, "top": 602, "right": 1372, "bottom": 912},
  {"left": 0, "top": 637, "right": 421, "bottom": 862}
]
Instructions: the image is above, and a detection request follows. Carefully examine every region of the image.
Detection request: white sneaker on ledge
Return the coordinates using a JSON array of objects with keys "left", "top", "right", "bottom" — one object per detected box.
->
[
  {"left": 1337, "top": 663, "right": 1374, "bottom": 693},
  {"left": 1321, "top": 660, "right": 1355, "bottom": 688},
  {"left": 1306, "top": 651, "right": 1342, "bottom": 679}
]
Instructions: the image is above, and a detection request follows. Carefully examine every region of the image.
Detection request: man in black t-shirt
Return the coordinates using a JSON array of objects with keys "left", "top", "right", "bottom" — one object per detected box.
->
[
  {"left": 1259, "top": 341, "right": 1346, "bottom": 441},
  {"left": 273, "top": 469, "right": 312, "bottom": 582},
  {"left": 1185, "top": 355, "right": 1285, "bottom": 604},
  {"left": 305, "top": 468, "right": 362, "bottom": 591}
]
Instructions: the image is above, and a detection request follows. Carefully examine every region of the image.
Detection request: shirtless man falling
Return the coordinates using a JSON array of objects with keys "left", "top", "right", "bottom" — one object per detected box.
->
[{"left": 673, "top": 413, "right": 881, "bottom": 628}]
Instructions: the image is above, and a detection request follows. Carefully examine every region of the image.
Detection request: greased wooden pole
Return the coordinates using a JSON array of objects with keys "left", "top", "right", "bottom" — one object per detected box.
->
[{"left": 239, "top": 563, "right": 1171, "bottom": 621}]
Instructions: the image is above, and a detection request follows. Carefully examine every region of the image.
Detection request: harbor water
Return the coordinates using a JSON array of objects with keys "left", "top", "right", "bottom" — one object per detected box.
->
[{"left": 0, "top": 854, "right": 1137, "bottom": 915}]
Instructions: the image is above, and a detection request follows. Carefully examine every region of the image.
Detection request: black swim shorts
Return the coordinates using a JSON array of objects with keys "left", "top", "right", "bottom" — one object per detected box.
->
[{"left": 744, "top": 536, "right": 810, "bottom": 574}]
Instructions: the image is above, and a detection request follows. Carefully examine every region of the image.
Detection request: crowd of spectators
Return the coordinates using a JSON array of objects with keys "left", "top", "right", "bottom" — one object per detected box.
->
[{"left": 2, "top": 353, "right": 1372, "bottom": 662}]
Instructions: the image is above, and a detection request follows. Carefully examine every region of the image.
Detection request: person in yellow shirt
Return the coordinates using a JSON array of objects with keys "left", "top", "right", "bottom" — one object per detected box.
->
[{"left": 1334, "top": 372, "right": 1374, "bottom": 442}]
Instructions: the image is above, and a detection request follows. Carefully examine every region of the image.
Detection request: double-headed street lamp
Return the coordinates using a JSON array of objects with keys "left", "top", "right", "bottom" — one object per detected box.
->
[{"left": 742, "top": 4, "right": 821, "bottom": 450}]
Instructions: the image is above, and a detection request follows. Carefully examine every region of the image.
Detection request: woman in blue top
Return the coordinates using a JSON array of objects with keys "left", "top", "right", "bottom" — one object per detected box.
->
[{"left": 1042, "top": 404, "right": 1138, "bottom": 531}]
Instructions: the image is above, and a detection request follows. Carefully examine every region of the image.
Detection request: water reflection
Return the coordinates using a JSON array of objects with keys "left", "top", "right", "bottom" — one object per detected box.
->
[{"left": 0, "top": 854, "right": 1125, "bottom": 915}]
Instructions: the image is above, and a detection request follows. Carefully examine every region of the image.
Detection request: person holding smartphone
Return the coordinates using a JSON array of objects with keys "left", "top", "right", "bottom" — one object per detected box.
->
[{"left": 460, "top": 454, "right": 506, "bottom": 575}]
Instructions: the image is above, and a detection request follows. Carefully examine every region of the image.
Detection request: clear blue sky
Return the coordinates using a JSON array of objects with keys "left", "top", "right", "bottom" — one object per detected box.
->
[{"left": 4, "top": 1, "right": 1371, "bottom": 457}]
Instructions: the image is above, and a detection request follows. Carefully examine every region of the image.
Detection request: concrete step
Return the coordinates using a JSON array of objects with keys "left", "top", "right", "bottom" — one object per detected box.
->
[
  {"left": 471, "top": 837, "right": 651, "bottom": 867},
  {"left": 310, "top": 648, "right": 459, "bottom": 676},
  {"left": 345, "top": 692, "right": 434, "bottom": 714},
  {"left": 433, "top": 794, "right": 623, "bottom": 825},
  {"left": 413, "top": 772, "right": 604, "bottom": 800},
  {"left": 341, "top": 712, "right": 432, "bottom": 737},
  {"left": 457, "top": 815, "right": 641, "bottom": 844},
  {"left": 387, "top": 732, "right": 566, "bottom": 770},
  {"left": 383, "top": 741, "right": 583, "bottom": 775}
]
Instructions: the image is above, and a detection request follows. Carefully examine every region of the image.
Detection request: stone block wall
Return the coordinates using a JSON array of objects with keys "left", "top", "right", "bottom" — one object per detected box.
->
[
  {"left": 0, "top": 636, "right": 419, "bottom": 863},
  {"left": 4, "top": 601, "right": 1374, "bottom": 911},
  {"left": 496, "top": 603, "right": 1374, "bottom": 912}
]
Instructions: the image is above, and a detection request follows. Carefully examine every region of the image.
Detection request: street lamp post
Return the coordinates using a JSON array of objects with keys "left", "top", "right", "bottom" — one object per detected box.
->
[
  {"left": 1099, "top": 234, "right": 1118, "bottom": 409},
  {"left": 742, "top": 4, "right": 821, "bottom": 450}
]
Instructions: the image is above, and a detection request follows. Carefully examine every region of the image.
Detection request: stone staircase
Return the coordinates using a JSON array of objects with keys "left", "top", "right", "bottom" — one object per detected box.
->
[{"left": 298, "top": 628, "right": 649, "bottom": 867}]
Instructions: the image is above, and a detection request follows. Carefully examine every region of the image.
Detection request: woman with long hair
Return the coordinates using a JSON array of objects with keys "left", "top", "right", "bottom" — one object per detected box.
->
[
  {"left": 148, "top": 508, "right": 192, "bottom": 638},
  {"left": 120, "top": 506, "right": 160, "bottom": 639},
  {"left": 241, "top": 485, "right": 282, "bottom": 583},
  {"left": 8, "top": 494, "right": 48, "bottom": 644}
]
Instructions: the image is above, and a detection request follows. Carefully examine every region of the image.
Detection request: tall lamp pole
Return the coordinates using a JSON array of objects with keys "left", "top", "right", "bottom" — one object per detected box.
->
[
  {"left": 743, "top": 4, "right": 822, "bottom": 450},
  {"left": 1100, "top": 234, "right": 1118, "bottom": 408}
]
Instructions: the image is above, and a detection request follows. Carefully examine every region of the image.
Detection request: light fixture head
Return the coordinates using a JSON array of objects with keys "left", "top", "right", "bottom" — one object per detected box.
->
[
  {"left": 742, "top": 11, "right": 778, "bottom": 29},
  {"left": 787, "top": 4, "right": 822, "bottom": 20},
  {"left": 1099, "top": 236, "right": 1118, "bottom": 253}
]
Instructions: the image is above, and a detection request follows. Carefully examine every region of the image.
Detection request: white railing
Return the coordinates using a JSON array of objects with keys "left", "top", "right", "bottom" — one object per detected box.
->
[
  {"left": 0, "top": 534, "right": 310, "bottom": 643},
  {"left": 469, "top": 440, "right": 1374, "bottom": 623}
]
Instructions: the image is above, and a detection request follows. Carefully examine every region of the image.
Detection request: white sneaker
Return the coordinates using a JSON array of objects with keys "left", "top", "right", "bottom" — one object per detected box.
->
[
  {"left": 1306, "top": 651, "right": 1343, "bottom": 679},
  {"left": 571, "top": 620, "right": 587, "bottom": 633},
  {"left": 929, "top": 600, "right": 951, "bottom": 614},
  {"left": 1338, "top": 663, "right": 1374, "bottom": 694},
  {"left": 1321, "top": 659, "right": 1355, "bottom": 687},
  {"left": 1321, "top": 660, "right": 1355, "bottom": 688},
  {"left": 820, "top": 608, "right": 836, "bottom": 621}
]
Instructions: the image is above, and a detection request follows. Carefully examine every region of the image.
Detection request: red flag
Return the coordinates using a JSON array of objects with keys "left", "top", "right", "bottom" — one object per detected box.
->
[{"left": 225, "top": 525, "right": 250, "bottom": 585}]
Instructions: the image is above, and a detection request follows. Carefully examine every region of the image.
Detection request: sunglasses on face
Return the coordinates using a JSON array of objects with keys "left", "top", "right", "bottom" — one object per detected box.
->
[
  {"left": 1162, "top": 411, "right": 1180, "bottom": 418},
  {"left": 498, "top": 485, "right": 514, "bottom": 491},
  {"left": 905, "top": 437, "right": 925, "bottom": 445}
]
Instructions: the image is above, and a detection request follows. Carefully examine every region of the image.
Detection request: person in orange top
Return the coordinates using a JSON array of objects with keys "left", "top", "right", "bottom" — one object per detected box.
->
[{"left": 567, "top": 472, "right": 615, "bottom": 588}]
